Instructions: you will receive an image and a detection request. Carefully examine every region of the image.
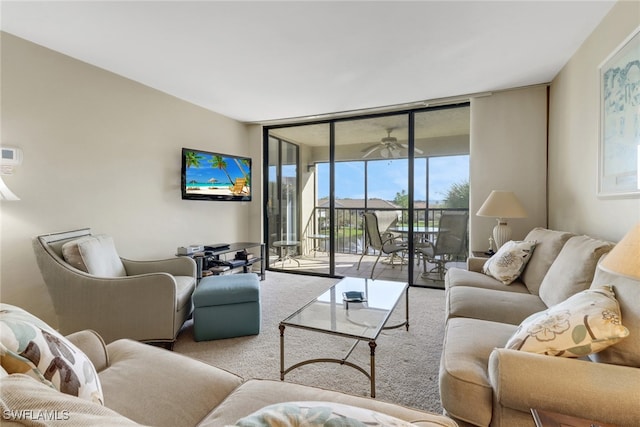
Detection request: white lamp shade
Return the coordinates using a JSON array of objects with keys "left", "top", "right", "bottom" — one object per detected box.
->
[
  {"left": 600, "top": 223, "right": 640, "bottom": 280},
  {"left": 0, "top": 176, "right": 19, "bottom": 201},
  {"left": 476, "top": 191, "right": 527, "bottom": 219}
]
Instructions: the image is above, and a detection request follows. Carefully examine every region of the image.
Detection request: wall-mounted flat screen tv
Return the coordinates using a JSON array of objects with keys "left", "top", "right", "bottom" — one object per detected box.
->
[{"left": 181, "top": 148, "right": 251, "bottom": 202}]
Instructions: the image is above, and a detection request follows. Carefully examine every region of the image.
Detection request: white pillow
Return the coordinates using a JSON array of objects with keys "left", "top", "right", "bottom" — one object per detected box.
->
[
  {"left": 231, "top": 401, "right": 415, "bottom": 426},
  {"left": 505, "top": 286, "right": 629, "bottom": 357},
  {"left": 62, "top": 234, "right": 126, "bottom": 277},
  {"left": 483, "top": 240, "right": 536, "bottom": 285}
]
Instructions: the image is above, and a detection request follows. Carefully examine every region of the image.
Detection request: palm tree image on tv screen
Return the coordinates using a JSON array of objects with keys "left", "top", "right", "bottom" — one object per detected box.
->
[{"left": 182, "top": 148, "right": 251, "bottom": 201}]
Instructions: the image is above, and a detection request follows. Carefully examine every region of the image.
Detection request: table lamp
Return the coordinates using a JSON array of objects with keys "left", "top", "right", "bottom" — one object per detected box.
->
[
  {"left": 600, "top": 222, "right": 640, "bottom": 280},
  {"left": 477, "top": 190, "right": 527, "bottom": 249},
  {"left": 0, "top": 176, "right": 19, "bottom": 201}
]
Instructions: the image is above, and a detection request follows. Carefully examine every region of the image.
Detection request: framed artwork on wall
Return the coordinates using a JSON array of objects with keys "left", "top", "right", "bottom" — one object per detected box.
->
[{"left": 598, "top": 26, "right": 640, "bottom": 198}]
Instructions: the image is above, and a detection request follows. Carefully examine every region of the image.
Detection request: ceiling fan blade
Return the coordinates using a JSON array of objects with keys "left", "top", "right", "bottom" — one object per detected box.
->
[
  {"left": 399, "top": 143, "right": 424, "bottom": 154},
  {"left": 362, "top": 146, "right": 380, "bottom": 158},
  {"left": 361, "top": 143, "right": 380, "bottom": 152}
]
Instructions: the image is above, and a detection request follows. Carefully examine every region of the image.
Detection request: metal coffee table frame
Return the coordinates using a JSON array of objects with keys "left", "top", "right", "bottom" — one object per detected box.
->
[{"left": 279, "top": 277, "right": 409, "bottom": 398}]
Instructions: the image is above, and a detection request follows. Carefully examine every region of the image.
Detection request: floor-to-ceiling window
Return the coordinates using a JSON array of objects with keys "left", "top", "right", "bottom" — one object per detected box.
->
[
  {"left": 265, "top": 104, "right": 470, "bottom": 288},
  {"left": 267, "top": 136, "right": 300, "bottom": 266}
]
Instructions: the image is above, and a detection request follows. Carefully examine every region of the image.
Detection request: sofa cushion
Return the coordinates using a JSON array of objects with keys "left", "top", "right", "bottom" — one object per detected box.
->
[
  {"left": 520, "top": 228, "right": 575, "bottom": 295},
  {"left": 200, "top": 379, "right": 458, "bottom": 427},
  {"left": 62, "top": 234, "right": 126, "bottom": 277},
  {"left": 439, "top": 318, "right": 517, "bottom": 427},
  {"left": 232, "top": 401, "right": 415, "bottom": 426},
  {"left": 447, "top": 286, "right": 547, "bottom": 325},
  {"left": 538, "top": 235, "right": 614, "bottom": 307},
  {"left": 0, "top": 374, "right": 141, "bottom": 426},
  {"left": 505, "top": 286, "right": 629, "bottom": 357},
  {"left": 100, "top": 338, "right": 242, "bottom": 427},
  {"left": 482, "top": 240, "right": 536, "bottom": 285},
  {"left": 445, "top": 268, "right": 530, "bottom": 293},
  {"left": 589, "top": 266, "right": 640, "bottom": 367},
  {"left": 0, "top": 304, "right": 104, "bottom": 405}
]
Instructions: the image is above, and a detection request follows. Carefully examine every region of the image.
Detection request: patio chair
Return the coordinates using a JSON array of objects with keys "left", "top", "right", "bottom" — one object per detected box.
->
[
  {"left": 416, "top": 211, "right": 469, "bottom": 280},
  {"left": 357, "top": 212, "right": 408, "bottom": 279}
]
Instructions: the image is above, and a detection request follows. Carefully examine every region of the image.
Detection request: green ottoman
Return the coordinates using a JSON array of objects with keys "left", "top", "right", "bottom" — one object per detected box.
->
[{"left": 193, "top": 273, "right": 261, "bottom": 341}]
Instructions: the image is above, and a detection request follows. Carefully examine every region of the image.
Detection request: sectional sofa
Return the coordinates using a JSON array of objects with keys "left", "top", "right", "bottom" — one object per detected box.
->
[
  {"left": 0, "top": 304, "right": 457, "bottom": 427},
  {"left": 439, "top": 228, "right": 640, "bottom": 427}
]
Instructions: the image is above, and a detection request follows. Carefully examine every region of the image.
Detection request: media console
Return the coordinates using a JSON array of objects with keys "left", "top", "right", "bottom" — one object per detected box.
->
[{"left": 179, "top": 242, "right": 265, "bottom": 281}]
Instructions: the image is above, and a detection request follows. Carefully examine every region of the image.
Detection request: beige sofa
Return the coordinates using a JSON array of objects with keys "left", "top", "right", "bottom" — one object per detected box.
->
[
  {"left": 0, "top": 319, "right": 457, "bottom": 426},
  {"left": 439, "top": 228, "right": 640, "bottom": 427}
]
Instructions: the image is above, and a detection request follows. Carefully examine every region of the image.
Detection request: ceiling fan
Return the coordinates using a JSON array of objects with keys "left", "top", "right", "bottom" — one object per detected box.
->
[{"left": 361, "top": 128, "right": 424, "bottom": 159}]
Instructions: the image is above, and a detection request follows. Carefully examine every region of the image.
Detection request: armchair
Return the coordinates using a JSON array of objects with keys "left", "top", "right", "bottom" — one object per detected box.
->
[{"left": 32, "top": 228, "right": 196, "bottom": 346}]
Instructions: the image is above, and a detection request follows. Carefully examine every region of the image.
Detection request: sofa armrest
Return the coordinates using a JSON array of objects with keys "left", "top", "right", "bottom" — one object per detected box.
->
[
  {"left": 466, "top": 256, "right": 487, "bottom": 272},
  {"left": 489, "top": 348, "right": 640, "bottom": 426},
  {"left": 121, "top": 256, "right": 196, "bottom": 277},
  {"left": 66, "top": 329, "right": 109, "bottom": 372}
]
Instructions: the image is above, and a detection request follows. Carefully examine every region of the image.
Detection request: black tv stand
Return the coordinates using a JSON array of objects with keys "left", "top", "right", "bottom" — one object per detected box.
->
[
  {"left": 204, "top": 243, "right": 230, "bottom": 251},
  {"left": 181, "top": 242, "right": 265, "bottom": 281}
]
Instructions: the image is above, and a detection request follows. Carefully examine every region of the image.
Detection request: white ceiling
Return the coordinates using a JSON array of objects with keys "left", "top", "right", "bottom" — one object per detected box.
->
[{"left": 1, "top": 1, "right": 616, "bottom": 124}]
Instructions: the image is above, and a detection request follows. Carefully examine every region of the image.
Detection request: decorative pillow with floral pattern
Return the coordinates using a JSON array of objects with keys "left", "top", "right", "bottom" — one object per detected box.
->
[
  {"left": 0, "top": 304, "right": 104, "bottom": 404},
  {"left": 505, "top": 286, "right": 629, "bottom": 357},
  {"left": 230, "top": 401, "right": 415, "bottom": 426},
  {"left": 483, "top": 240, "right": 537, "bottom": 285}
]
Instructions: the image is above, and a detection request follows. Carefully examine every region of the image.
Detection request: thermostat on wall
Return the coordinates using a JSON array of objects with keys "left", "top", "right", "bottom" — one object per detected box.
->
[{"left": 1, "top": 147, "right": 23, "bottom": 166}]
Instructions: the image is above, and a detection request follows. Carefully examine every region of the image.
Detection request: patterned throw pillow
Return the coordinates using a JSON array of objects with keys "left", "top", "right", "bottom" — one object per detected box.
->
[
  {"left": 505, "top": 286, "right": 629, "bottom": 357},
  {"left": 0, "top": 304, "right": 104, "bottom": 404},
  {"left": 483, "top": 240, "right": 537, "bottom": 285},
  {"left": 231, "top": 401, "right": 415, "bottom": 427}
]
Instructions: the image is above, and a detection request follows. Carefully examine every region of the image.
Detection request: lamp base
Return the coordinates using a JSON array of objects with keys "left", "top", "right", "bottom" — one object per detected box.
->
[{"left": 493, "top": 220, "right": 511, "bottom": 250}]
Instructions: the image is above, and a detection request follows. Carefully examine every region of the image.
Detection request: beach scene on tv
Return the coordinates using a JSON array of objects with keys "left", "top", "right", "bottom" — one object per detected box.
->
[{"left": 184, "top": 150, "right": 251, "bottom": 198}]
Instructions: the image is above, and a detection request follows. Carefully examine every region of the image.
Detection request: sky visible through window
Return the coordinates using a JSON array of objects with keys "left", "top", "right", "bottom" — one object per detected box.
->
[{"left": 317, "top": 155, "right": 469, "bottom": 204}]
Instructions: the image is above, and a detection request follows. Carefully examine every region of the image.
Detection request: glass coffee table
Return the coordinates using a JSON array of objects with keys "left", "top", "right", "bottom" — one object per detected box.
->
[{"left": 279, "top": 277, "right": 409, "bottom": 397}]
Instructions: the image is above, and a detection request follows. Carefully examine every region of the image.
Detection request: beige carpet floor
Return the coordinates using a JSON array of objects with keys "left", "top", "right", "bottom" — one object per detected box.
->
[{"left": 174, "top": 271, "right": 446, "bottom": 415}]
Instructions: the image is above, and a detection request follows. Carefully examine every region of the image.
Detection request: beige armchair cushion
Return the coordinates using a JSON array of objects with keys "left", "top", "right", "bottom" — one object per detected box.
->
[
  {"left": 538, "top": 235, "right": 613, "bottom": 307},
  {"left": 62, "top": 235, "right": 126, "bottom": 277}
]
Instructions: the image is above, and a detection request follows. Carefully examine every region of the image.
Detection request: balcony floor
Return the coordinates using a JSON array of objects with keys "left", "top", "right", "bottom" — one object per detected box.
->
[{"left": 267, "top": 252, "right": 465, "bottom": 288}]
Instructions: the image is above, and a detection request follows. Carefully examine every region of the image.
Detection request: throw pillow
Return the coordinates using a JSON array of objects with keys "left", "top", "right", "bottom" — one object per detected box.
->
[
  {"left": 231, "top": 401, "right": 415, "bottom": 427},
  {"left": 538, "top": 235, "right": 614, "bottom": 307},
  {"left": 62, "top": 234, "right": 126, "bottom": 277},
  {"left": 0, "top": 304, "right": 104, "bottom": 404},
  {"left": 483, "top": 240, "right": 537, "bottom": 285},
  {"left": 505, "top": 286, "right": 629, "bottom": 357}
]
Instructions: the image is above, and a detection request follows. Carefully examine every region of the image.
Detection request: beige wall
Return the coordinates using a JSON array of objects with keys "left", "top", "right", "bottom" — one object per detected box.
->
[
  {"left": 469, "top": 86, "right": 549, "bottom": 252},
  {"left": 549, "top": 0, "right": 640, "bottom": 242},
  {"left": 0, "top": 33, "right": 259, "bottom": 325}
]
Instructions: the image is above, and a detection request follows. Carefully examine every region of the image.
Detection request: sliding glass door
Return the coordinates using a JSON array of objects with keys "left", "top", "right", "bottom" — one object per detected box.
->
[{"left": 265, "top": 105, "right": 470, "bottom": 287}]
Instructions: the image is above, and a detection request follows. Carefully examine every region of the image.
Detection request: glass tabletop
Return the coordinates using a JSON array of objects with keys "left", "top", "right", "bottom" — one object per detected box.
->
[{"left": 280, "top": 277, "right": 407, "bottom": 340}]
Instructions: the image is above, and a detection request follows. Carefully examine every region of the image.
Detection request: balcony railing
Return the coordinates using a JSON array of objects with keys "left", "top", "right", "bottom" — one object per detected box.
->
[{"left": 302, "top": 207, "right": 469, "bottom": 255}]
